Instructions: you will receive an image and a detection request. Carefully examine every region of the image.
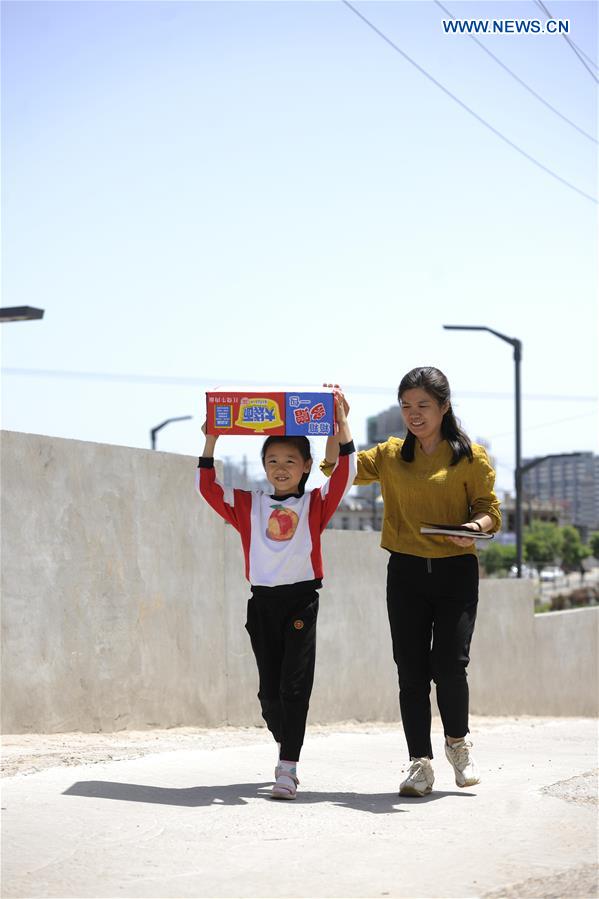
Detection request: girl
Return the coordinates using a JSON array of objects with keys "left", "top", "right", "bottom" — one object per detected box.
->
[
  {"left": 197, "top": 393, "right": 356, "bottom": 799},
  {"left": 322, "top": 368, "right": 501, "bottom": 797}
]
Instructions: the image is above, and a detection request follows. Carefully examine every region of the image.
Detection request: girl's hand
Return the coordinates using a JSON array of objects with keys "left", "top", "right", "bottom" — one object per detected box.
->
[
  {"left": 201, "top": 420, "right": 218, "bottom": 454},
  {"left": 446, "top": 522, "right": 479, "bottom": 547},
  {"left": 201, "top": 419, "right": 218, "bottom": 439}
]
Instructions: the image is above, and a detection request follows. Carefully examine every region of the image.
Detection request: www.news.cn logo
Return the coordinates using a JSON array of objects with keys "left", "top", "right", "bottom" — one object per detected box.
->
[{"left": 442, "top": 18, "right": 569, "bottom": 35}]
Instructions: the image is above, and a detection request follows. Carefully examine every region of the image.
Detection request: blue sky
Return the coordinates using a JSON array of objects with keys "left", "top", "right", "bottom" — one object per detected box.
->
[{"left": 2, "top": 0, "right": 597, "bottom": 493}]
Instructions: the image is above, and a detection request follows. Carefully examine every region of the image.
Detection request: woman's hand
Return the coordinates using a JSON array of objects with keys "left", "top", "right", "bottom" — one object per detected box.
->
[
  {"left": 323, "top": 383, "right": 350, "bottom": 417},
  {"left": 332, "top": 389, "right": 349, "bottom": 425},
  {"left": 446, "top": 522, "right": 480, "bottom": 548},
  {"left": 322, "top": 384, "right": 352, "bottom": 447}
]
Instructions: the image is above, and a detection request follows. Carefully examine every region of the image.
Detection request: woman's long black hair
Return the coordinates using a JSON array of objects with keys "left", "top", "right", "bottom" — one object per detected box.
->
[{"left": 398, "top": 367, "right": 472, "bottom": 466}]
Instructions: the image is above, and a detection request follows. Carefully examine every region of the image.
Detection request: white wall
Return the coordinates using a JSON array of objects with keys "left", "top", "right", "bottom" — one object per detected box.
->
[{"left": 2, "top": 431, "right": 597, "bottom": 733}]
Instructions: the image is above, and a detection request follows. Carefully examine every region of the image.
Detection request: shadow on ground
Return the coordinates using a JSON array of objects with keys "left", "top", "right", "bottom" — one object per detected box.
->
[{"left": 63, "top": 780, "right": 475, "bottom": 813}]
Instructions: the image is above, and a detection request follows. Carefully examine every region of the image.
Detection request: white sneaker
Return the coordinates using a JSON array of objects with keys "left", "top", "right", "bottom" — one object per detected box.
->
[
  {"left": 445, "top": 739, "right": 480, "bottom": 787},
  {"left": 399, "top": 757, "right": 434, "bottom": 797}
]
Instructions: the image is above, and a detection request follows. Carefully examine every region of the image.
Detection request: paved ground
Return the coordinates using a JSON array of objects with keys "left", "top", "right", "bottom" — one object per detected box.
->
[{"left": 2, "top": 717, "right": 597, "bottom": 899}]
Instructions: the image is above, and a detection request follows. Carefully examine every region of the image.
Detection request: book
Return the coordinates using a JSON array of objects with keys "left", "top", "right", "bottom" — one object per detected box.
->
[{"left": 420, "top": 523, "right": 494, "bottom": 540}]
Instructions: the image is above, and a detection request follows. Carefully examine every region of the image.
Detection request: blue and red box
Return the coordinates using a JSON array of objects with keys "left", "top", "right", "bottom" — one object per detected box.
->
[{"left": 206, "top": 387, "right": 336, "bottom": 437}]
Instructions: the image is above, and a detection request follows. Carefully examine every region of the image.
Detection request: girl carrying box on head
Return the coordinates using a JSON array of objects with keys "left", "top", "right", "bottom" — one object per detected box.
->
[{"left": 197, "top": 391, "right": 356, "bottom": 800}]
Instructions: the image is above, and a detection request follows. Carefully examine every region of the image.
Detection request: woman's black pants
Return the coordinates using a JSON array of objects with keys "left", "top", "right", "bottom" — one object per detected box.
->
[
  {"left": 386, "top": 552, "right": 479, "bottom": 760},
  {"left": 245, "top": 584, "right": 319, "bottom": 762}
]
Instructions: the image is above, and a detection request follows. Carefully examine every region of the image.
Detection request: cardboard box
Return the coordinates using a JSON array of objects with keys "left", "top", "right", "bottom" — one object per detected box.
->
[{"left": 206, "top": 387, "right": 335, "bottom": 437}]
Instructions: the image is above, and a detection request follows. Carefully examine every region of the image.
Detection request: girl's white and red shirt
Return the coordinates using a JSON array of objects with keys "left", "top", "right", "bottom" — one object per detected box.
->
[{"left": 196, "top": 442, "right": 356, "bottom": 588}]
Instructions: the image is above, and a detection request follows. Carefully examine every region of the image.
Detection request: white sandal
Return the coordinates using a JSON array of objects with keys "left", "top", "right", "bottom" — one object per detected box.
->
[{"left": 271, "top": 765, "right": 299, "bottom": 800}]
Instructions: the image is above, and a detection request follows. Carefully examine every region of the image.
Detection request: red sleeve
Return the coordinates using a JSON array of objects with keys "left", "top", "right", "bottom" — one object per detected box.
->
[
  {"left": 196, "top": 465, "right": 248, "bottom": 532},
  {"left": 314, "top": 443, "right": 357, "bottom": 532},
  {"left": 196, "top": 462, "right": 253, "bottom": 580}
]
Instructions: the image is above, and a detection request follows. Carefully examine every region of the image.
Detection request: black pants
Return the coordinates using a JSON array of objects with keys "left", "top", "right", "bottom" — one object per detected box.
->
[
  {"left": 245, "top": 584, "right": 319, "bottom": 761},
  {"left": 386, "top": 552, "right": 479, "bottom": 760}
]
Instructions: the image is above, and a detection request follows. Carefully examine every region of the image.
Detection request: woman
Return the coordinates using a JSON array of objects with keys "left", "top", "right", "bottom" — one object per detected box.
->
[{"left": 322, "top": 368, "right": 501, "bottom": 797}]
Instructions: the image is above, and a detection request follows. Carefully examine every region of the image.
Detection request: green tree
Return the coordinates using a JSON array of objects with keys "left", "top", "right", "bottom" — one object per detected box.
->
[
  {"left": 560, "top": 525, "right": 589, "bottom": 571},
  {"left": 589, "top": 532, "right": 599, "bottom": 559},
  {"left": 480, "top": 544, "right": 516, "bottom": 575},
  {"left": 524, "top": 521, "right": 563, "bottom": 567}
]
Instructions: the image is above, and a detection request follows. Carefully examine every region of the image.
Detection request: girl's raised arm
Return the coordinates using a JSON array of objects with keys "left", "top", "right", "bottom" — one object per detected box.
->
[{"left": 201, "top": 420, "right": 218, "bottom": 458}]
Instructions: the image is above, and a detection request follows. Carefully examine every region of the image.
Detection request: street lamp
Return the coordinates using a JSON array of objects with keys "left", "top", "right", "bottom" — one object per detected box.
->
[
  {"left": 150, "top": 416, "right": 192, "bottom": 450},
  {"left": 0, "top": 306, "right": 44, "bottom": 322},
  {"left": 443, "top": 325, "right": 523, "bottom": 576}
]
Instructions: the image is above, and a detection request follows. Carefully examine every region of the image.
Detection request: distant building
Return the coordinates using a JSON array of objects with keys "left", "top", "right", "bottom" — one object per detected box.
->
[
  {"left": 522, "top": 452, "right": 599, "bottom": 538},
  {"left": 327, "top": 494, "right": 383, "bottom": 532},
  {"left": 347, "top": 405, "right": 407, "bottom": 525},
  {"left": 365, "top": 405, "right": 407, "bottom": 445},
  {"left": 221, "top": 456, "right": 267, "bottom": 491},
  {"left": 499, "top": 493, "right": 570, "bottom": 536}
]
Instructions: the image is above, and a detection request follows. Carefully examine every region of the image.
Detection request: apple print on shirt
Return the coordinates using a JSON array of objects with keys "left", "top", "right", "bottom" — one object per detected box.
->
[{"left": 266, "top": 505, "right": 299, "bottom": 542}]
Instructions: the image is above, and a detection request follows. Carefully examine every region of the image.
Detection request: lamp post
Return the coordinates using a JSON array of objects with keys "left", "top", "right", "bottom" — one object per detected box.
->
[
  {"left": 0, "top": 306, "right": 44, "bottom": 322},
  {"left": 150, "top": 416, "right": 192, "bottom": 450},
  {"left": 443, "top": 325, "right": 523, "bottom": 576}
]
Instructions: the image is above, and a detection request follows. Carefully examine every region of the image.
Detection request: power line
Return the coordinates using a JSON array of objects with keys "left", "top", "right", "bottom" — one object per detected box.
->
[
  {"left": 2, "top": 367, "right": 598, "bottom": 403},
  {"left": 562, "top": 39, "right": 599, "bottom": 71},
  {"left": 453, "top": 392, "right": 597, "bottom": 403},
  {"left": 341, "top": 0, "right": 598, "bottom": 205},
  {"left": 487, "top": 409, "right": 598, "bottom": 440},
  {"left": 566, "top": 40, "right": 599, "bottom": 71},
  {"left": 535, "top": 0, "right": 599, "bottom": 84},
  {"left": 435, "top": 0, "right": 597, "bottom": 144}
]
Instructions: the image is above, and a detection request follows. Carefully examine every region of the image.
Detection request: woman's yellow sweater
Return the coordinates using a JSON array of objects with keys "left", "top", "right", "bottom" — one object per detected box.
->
[{"left": 321, "top": 438, "right": 501, "bottom": 558}]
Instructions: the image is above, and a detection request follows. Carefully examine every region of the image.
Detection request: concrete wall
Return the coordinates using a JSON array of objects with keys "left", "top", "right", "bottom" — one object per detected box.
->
[{"left": 2, "top": 430, "right": 597, "bottom": 734}]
